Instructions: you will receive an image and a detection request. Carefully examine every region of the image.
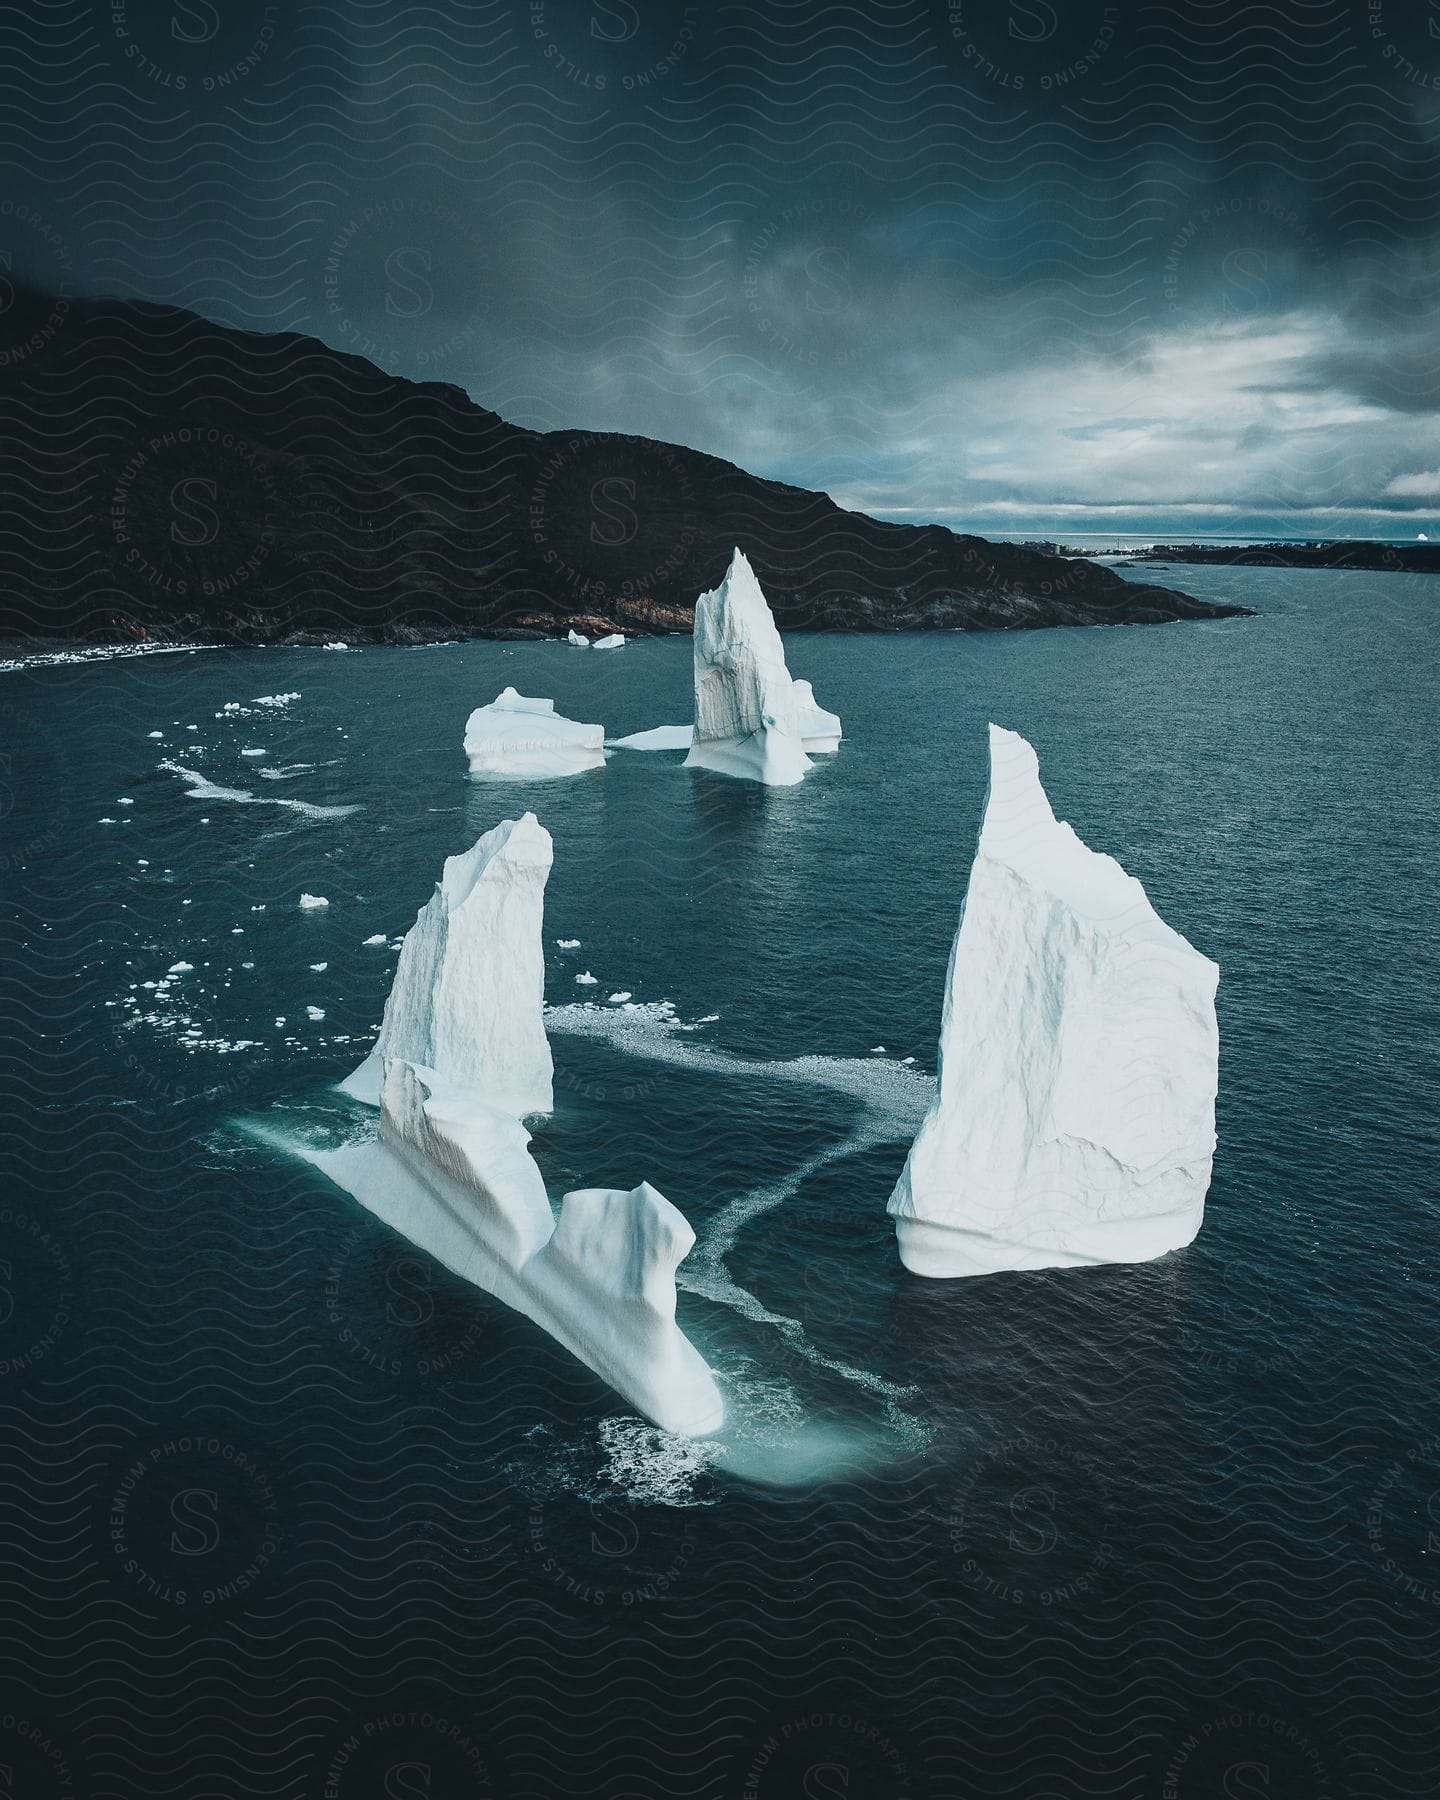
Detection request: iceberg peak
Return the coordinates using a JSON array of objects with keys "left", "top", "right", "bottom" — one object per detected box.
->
[
  {"left": 683, "top": 548, "right": 841, "bottom": 786},
  {"left": 342, "top": 812, "right": 554, "bottom": 1116}
]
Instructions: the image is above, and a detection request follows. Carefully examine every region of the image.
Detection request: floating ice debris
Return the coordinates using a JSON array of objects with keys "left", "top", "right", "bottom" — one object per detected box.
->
[
  {"left": 241, "top": 748, "right": 267, "bottom": 757},
  {"left": 341, "top": 813, "right": 553, "bottom": 1117},
  {"left": 608, "top": 992, "right": 633, "bottom": 1004},
  {"left": 684, "top": 549, "right": 841, "bottom": 786},
  {"left": 251, "top": 905, "right": 266, "bottom": 912},
  {"left": 118, "top": 798, "right": 133, "bottom": 806},
  {"left": 306, "top": 1006, "right": 326, "bottom": 1021},
  {"left": 300, "top": 1060, "right": 724, "bottom": 1436},
  {"left": 888, "top": 724, "right": 1220, "bottom": 1279},
  {"left": 310, "top": 961, "right": 328, "bottom": 971},
  {"left": 362, "top": 933, "right": 387, "bottom": 946},
  {"left": 567, "top": 629, "right": 590, "bottom": 647},
  {"left": 574, "top": 971, "right": 598, "bottom": 986},
  {"left": 99, "top": 818, "right": 116, "bottom": 825},
  {"left": 167, "top": 961, "right": 194, "bottom": 974},
  {"left": 592, "top": 633, "right": 625, "bottom": 650},
  {"left": 555, "top": 938, "right": 581, "bottom": 949},
  {"left": 298, "top": 893, "right": 329, "bottom": 910},
  {"left": 322, "top": 641, "right": 349, "bottom": 651},
  {"left": 463, "top": 688, "right": 605, "bottom": 780},
  {"left": 870, "top": 1046, "right": 886, "bottom": 1054},
  {"left": 148, "top": 731, "right": 163, "bottom": 738},
  {"left": 609, "top": 724, "right": 693, "bottom": 752}
]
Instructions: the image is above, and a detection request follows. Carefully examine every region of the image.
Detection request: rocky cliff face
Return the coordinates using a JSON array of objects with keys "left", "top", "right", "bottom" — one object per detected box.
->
[{"left": 0, "top": 287, "right": 1247, "bottom": 644}]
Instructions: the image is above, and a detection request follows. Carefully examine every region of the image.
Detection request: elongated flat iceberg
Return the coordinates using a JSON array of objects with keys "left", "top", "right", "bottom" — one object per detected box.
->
[
  {"left": 609, "top": 724, "right": 693, "bottom": 752},
  {"left": 683, "top": 548, "right": 841, "bottom": 786},
  {"left": 889, "top": 725, "right": 1219, "bottom": 1278},
  {"left": 342, "top": 813, "right": 554, "bottom": 1114},
  {"left": 305, "top": 1059, "right": 725, "bottom": 1436},
  {"left": 463, "top": 687, "right": 605, "bottom": 779}
]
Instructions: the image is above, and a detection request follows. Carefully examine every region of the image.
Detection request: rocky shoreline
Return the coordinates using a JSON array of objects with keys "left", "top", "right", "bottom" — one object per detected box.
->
[{"left": 0, "top": 285, "right": 1251, "bottom": 647}]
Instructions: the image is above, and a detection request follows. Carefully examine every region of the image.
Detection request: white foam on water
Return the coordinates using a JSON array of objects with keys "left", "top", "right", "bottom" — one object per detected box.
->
[
  {"left": 595, "top": 1417, "right": 724, "bottom": 1505},
  {"left": 546, "top": 1000, "right": 934, "bottom": 1436},
  {"left": 161, "top": 760, "right": 359, "bottom": 820}
]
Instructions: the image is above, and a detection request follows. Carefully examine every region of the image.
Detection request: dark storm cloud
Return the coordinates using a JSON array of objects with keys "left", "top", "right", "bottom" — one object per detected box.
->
[{"left": 1, "top": 0, "right": 1436, "bottom": 530}]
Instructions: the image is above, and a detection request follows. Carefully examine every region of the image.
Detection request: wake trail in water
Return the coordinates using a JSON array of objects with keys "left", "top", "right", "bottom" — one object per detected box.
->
[
  {"left": 547, "top": 1002, "right": 932, "bottom": 1430},
  {"left": 160, "top": 759, "right": 360, "bottom": 819}
]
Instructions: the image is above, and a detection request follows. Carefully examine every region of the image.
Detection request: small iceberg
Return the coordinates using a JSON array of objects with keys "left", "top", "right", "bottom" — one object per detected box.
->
[
  {"left": 463, "top": 687, "right": 605, "bottom": 780},
  {"left": 299, "top": 893, "right": 329, "bottom": 910},
  {"left": 889, "top": 725, "right": 1219, "bottom": 1278},
  {"left": 609, "top": 724, "right": 693, "bottom": 752},
  {"left": 684, "top": 549, "right": 841, "bottom": 786},
  {"left": 566, "top": 629, "right": 590, "bottom": 648},
  {"left": 592, "top": 633, "right": 625, "bottom": 651}
]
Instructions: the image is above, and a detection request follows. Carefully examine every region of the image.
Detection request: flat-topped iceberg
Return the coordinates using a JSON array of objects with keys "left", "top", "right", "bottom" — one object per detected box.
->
[
  {"left": 306, "top": 1059, "right": 725, "bottom": 1436},
  {"left": 683, "top": 549, "right": 842, "bottom": 786},
  {"left": 889, "top": 724, "right": 1219, "bottom": 1278},
  {"left": 342, "top": 813, "right": 554, "bottom": 1115},
  {"left": 463, "top": 687, "right": 605, "bottom": 779}
]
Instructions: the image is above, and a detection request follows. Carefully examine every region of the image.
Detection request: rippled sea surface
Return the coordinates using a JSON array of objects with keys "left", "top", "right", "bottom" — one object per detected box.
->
[{"left": 2, "top": 565, "right": 1437, "bottom": 1799}]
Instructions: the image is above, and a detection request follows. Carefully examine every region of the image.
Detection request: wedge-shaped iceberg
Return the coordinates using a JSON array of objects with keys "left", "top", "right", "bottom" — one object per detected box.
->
[
  {"left": 305, "top": 1059, "right": 725, "bottom": 1436},
  {"left": 889, "top": 725, "right": 1219, "bottom": 1278},
  {"left": 342, "top": 813, "right": 554, "bottom": 1115},
  {"left": 463, "top": 687, "right": 605, "bottom": 779},
  {"left": 683, "top": 548, "right": 841, "bottom": 786}
]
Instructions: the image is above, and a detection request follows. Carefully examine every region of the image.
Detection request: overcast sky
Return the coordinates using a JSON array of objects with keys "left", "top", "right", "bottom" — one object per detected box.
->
[{"left": 4, "top": 0, "right": 1438, "bottom": 537}]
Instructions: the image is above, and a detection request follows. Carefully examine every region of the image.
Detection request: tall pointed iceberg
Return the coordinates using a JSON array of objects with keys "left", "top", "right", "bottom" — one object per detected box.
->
[
  {"left": 342, "top": 812, "right": 554, "bottom": 1115},
  {"left": 683, "top": 548, "right": 841, "bottom": 786},
  {"left": 889, "top": 725, "right": 1219, "bottom": 1278}
]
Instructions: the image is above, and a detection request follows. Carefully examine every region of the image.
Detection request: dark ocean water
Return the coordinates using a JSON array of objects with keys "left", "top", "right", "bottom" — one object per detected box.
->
[{"left": 1, "top": 565, "right": 1437, "bottom": 1799}]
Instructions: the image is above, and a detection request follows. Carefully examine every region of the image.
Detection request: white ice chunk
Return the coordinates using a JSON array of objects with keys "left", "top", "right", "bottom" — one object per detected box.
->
[
  {"left": 323, "top": 641, "right": 349, "bottom": 651},
  {"left": 789, "top": 679, "right": 842, "bottom": 752},
  {"left": 241, "top": 748, "right": 267, "bottom": 757},
  {"left": 299, "top": 893, "right": 329, "bottom": 909},
  {"left": 574, "top": 971, "right": 598, "bottom": 986},
  {"left": 463, "top": 687, "right": 605, "bottom": 780},
  {"left": 555, "top": 938, "right": 581, "bottom": 949},
  {"left": 608, "top": 991, "right": 633, "bottom": 1004},
  {"left": 306, "top": 1005, "right": 326, "bottom": 1020},
  {"left": 310, "top": 962, "right": 328, "bottom": 971},
  {"left": 609, "top": 725, "right": 693, "bottom": 752},
  {"left": 567, "top": 629, "right": 590, "bottom": 647},
  {"left": 591, "top": 633, "right": 625, "bottom": 650},
  {"left": 303, "top": 1059, "right": 723, "bottom": 1436},
  {"left": 148, "top": 731, "right": 163, "bottom": 739},
  {"left": 888, "top": 724, "right": 1220, "bottom": 1279},
  {"left": 342, "top": 812, "right": 554, "bottom": 1117},
  {"left": 167, "top": 961, "right": 194, "bottom": 974},
  {"left": 683, "top": 548, "right": 841, "bottom": 786},
  {"left": 362, "top": 933, "right": 387, "bottom": 946}
]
